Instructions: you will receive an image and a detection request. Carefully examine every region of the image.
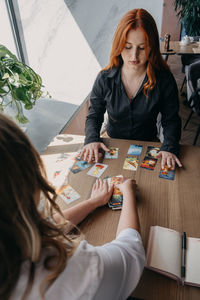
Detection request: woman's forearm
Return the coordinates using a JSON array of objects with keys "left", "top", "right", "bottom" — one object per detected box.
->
[
  {"left": 116, "top": 190, "right": 140, "bottom": 236},
  {"left": 54, "top": 198, "right": 97, "bottom": 225}
]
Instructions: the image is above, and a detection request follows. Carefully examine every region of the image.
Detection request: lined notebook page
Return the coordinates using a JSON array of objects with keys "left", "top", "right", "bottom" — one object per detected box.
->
[
  {"left": 185, "top": 237, "right": 200, "bottom": 285},
  {"left": 149, "top": 226, "right": 181, "bottom": 278}
]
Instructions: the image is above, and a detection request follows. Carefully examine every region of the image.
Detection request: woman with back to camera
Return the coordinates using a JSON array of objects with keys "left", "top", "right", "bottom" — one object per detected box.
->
[
  {"left": 0, "top": 113, "right": 145, "bottom": 300},
  {"left": 81, "top": 8, "right": 182, "bottom": 170}
]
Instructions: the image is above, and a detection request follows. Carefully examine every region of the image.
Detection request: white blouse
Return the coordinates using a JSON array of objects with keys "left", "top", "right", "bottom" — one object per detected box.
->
[{"left": 11, "top": 228, "right": 145, "bottom": 300}]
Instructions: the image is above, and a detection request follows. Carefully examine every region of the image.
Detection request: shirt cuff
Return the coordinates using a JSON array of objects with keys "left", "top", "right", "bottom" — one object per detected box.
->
[{"left": 116, "top": 228, "right": 143, "bottom": 242}]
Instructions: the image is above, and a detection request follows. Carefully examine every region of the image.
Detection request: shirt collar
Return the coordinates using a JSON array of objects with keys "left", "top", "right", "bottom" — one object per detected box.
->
[{"left": 107, "top": 66, "right": 122, "bottom": 85}]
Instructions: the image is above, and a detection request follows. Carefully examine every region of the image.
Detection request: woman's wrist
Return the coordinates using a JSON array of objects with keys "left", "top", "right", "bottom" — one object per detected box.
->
[
  {"left": 86, "top": 197, "right": 100, "bottom": 211},
  {"left": 122, "top": 190, "right": 136, "bottom": 199}
]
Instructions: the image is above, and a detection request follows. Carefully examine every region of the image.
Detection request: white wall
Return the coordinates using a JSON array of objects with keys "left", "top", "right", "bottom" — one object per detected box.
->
[
  {"left": 0, "top": 0, "right": 17, "bottom": 55},
  {"left": 65, "top": 0, "right": 163, "bottom": 67},
  {"left": 17, "top": 0, "right": 163, "bottom": 106}
]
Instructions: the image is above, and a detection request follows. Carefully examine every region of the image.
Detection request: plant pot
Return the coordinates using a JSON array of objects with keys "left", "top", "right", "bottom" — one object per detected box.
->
[{"left": 0, "top": 94, "right": 28, "bottom": 131}]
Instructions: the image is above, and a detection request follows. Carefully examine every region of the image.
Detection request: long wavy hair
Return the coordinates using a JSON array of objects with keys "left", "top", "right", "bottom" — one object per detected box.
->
[
  {"left": 104, "top": 8, "right": 170, "bottom": 95},
  {"left": 0, "top": 113, "right": 78, "bottom": 300}
]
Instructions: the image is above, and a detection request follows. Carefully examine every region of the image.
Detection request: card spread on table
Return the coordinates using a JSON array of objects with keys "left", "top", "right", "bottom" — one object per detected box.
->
[
  {"left": 123, "top": 156, "right": 139, "bottom": 171},
  {"left": 72, "top": 152, "right": 82, "bottom": 161},
  {"left": 55, "top": 153, "right": 70, "bottom": 163},
  {"left": 87, "top": 163, "right": 108, "bottom": 178},
  {"left": 146, "top": 146, "right": 160, "bottom": 158},
  {"left": 52, "top": 167, "right": 69, "bottom": 188},
  {"left": 53, "top": 170, "right": 61, "bottom": 179},
  {"left": 57, "top": 184, "right": 80, "bottom": 204},
  {"left": 159, "top": 165, "right": 175, "bottom": 180},
  {"left": 104, "top": 147, "right": 119, "bottom": 159},
  {"left": 51, "top": 152, "right": 81, "bottom": 186},
  {"left": 140, "top": 156, "right": 157, "bottom": 170},
  {"left": 70, "top": 160, "right": 91, "bottom": 174},
  {"left": 105, "top": 175, "right": 123, "bottom": 210},
  {"left": 127, "top": 144, "right": 143, "bottom": 156}
]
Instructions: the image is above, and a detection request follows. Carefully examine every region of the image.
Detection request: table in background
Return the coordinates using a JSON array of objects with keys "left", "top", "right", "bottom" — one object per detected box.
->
[
  {"left": 160, "top": 41, "right": 200, "bottom": 60},
  {"left": 42, "top": 134, "right": 200, "bottom": 300}
]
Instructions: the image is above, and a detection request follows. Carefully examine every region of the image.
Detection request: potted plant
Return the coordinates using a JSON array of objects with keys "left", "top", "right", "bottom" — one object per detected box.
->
[
  {"left": 174, "top": 0, "right": 200, "bottom": 36},
  {"left": 0, "top": 44, "right": 49, "bottom": 124}
]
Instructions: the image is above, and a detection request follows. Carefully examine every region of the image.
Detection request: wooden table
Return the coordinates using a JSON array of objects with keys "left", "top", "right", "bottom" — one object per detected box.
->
[
  {"left": 160, "top": 41, "right": 200, "bottom": 60},
  {"left": 42, "top": 134, "right": 200, "bottom": 300}
]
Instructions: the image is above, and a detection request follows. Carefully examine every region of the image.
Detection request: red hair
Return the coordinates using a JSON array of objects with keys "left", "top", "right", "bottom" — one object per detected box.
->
[{"left": 104, "top": 8, "right": 169, "bottom": 95}]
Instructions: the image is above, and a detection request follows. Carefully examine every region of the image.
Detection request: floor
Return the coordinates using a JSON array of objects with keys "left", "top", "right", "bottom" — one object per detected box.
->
[
  {"left": 25, "top": 98, "right": 78, "bottom": 153},
  {"left": 64, "top": 55, "right": 200, "bottom": 147}
]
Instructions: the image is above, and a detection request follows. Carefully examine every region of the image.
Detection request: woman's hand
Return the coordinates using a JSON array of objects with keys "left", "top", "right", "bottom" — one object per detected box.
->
[
  {"left": 156, "top": 151, "right": 182, "bottom": 170},
  {"left": 116, "top": 178, "right": 137, "bottom": 195},
  {"left": 81, "top": 142, "right": 109, "bottom": 163},
  {"left": 55, "top": 179, "right": 113, "bottom": 225},
  {"left": 90, "top": 179, "right": 114, "bottom": 207}
]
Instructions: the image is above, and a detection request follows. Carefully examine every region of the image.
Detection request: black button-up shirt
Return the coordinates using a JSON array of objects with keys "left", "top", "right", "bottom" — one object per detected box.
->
[{"left": 85, "top": 66, "right": 181, "bottom": 155}]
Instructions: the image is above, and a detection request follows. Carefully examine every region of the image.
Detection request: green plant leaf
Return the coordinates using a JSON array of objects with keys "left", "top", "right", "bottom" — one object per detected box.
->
[
  {"left": 0, "top": 44, "right": 51, "bottom": 108},
  {"left": 16, "top": 111, "right": 29, "bottom": 124},
  {"left": 0, "top": 45, "right": 18, "bottom": 61},
  {"left": 24, "top": 102, "right": 33, "bottom": 110},
  {"left": 17, "top": 115, "right": 29, "bottom": 124},
  {"left": 0, "top": 87, "right": 7, "bottom": 94},
  {"left": 15, "top": 87, "right": 31, "bottom": 101}
]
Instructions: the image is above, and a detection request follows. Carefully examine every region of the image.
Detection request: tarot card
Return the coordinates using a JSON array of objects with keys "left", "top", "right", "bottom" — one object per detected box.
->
[
  {"left": 108, "top": 201, "right": 122, "bottom": 210},
  {"left": 127, "top": 144, "right": 143, "bottom": 156},
  {"left": 53, "top": 170, "right": 61, "bottom": 179},
  {"left": 70, "top": 160, "right": 91, "bottom": 174},
  {"left": 146, "top": 146, "right": 160, "bottom": 158},
  {"left": 52, "top": 169, "right": 63, "bottom": 186},
  {"left": 123, "top": 156, "right": 139, "bottom": 171},
  {"left": 87, "top": 163, "right": 108, "bottom": 178},
  {"left": 52, "top": 168, "right": 68, "bottom": 187},
  {"left": 72, "top": 152, "right": 82, "bottom": 161},
  {"left": 159, "top": 165, "right": 175, "bottom": 180},
  {"left": 57, "top": 184, "right": 80, "bottom": 204},
  {"left": 55, "top": 152, "right": 70, "bottom": 163},
  {"left": 140, "top": 156, "right": 157, "bottom": 170},
  {"left": 104, "top": 147, "right": 119, "bottom": 159},
  {"left": 108, "top": 175, "right": 123, "bottom": 210}
]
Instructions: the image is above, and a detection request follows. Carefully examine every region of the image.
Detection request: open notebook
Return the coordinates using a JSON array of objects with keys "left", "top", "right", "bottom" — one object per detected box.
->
[{"left": 146, "top": 226, "right": 200, "bottom": 287}]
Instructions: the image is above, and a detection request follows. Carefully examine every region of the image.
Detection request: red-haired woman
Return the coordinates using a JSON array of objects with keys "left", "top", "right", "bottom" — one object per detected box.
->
[{"left": 81, "top": 8, "right": 182, "bottom": 170}]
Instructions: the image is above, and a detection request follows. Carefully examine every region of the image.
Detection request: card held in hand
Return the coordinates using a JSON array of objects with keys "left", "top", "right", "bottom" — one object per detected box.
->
[{"left": 105, "top": 175, "right": 123, "bottom": 210}]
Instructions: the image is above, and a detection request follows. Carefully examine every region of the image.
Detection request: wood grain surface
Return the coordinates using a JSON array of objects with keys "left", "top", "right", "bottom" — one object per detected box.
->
[{"left": 42, "top": 134, "right": 200, "bottom": 300}]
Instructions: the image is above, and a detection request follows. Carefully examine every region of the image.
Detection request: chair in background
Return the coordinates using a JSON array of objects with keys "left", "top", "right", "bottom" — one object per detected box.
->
[
  {"left": 180, "top": 36, "right": 200, "bottom": 93},
  {"left": 183, "top": 60, "right": 200, "bottom": 145}
]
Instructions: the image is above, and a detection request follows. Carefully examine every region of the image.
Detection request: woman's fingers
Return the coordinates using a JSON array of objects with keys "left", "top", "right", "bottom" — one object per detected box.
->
[
  {"left": 94, "top": 148, "right": 99, "bottom": 163},
  {"left": 101, "top": 143, "right": 109, "bottom": 152},
  {"left": 175, "top": 156, "right": 182, "bottom": 167}
]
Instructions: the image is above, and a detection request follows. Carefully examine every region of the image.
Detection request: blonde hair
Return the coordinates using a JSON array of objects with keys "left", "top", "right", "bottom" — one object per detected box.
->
[
  {"left": 0, "top": 113, "right": 79, "bottom": 300},
  {"left": 104, "top": 8, "right": 169, "bottom": 95}
]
